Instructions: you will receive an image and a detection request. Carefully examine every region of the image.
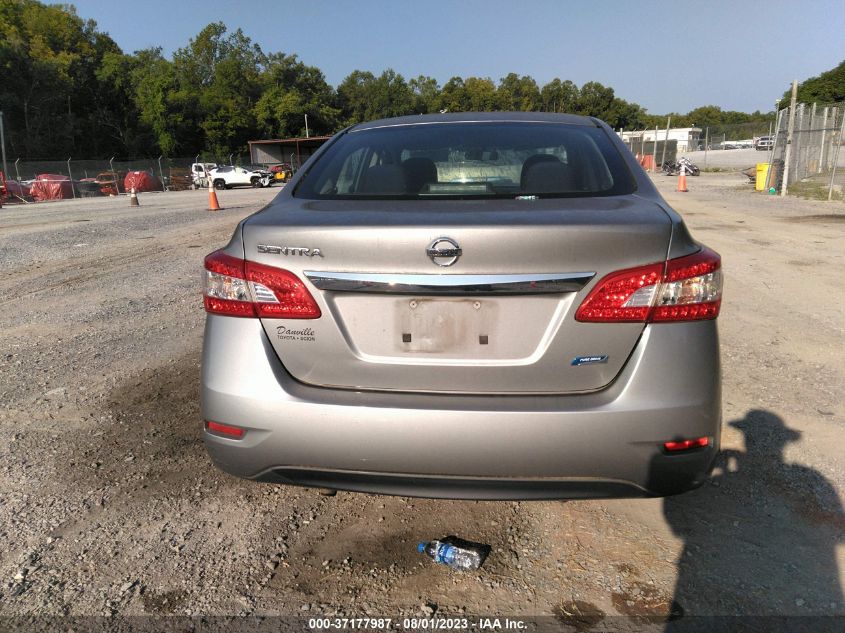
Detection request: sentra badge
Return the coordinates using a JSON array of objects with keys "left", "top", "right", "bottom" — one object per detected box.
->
[{"left": 258, "top": 244, "right": 323, "bottom": 257}]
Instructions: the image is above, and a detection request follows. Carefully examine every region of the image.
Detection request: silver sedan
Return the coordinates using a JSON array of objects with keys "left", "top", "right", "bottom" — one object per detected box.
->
[{"left": 201, "top": 112, "right": 722, "bottom": 500}]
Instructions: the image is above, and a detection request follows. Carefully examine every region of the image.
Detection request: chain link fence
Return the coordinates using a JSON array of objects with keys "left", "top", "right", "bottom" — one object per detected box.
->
[
  {"left": 1, "top": 154, "right": 249, "bottom": 203},
  {"left": 766, "top": 102, "right": 845, "bottom": 199},
  {"left": 686, "top": 122, "right": 776, "bottom": 152},
  {"left": 620, "top": 136, "right": 678, "bottom": 171}
]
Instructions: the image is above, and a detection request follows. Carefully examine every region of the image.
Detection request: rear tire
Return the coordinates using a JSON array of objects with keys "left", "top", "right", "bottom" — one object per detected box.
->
[
  {"left": 251, "top": 176, "right": 261, "bottom": 188},
  {"left": 213, "top": 179, "right": 225, "bottom": 190}
]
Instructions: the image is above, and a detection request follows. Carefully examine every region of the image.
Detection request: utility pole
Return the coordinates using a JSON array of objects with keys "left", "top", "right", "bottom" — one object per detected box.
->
[
  {"left": 0, "top": 111, "right": 8, "bottom": 179},
  {"left": 781, "top": 80, "right": 798, "bottom": 197},
  {"left": 661, "top": 116, "right": 671, "bottom": 167}
]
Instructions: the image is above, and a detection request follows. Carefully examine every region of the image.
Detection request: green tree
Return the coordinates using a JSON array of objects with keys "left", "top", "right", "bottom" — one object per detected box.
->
[
  {"left": 336, "top": 70, "right": 377, "bottom": 125},
  {"left": 254, "top": 53, "right": 339, "bottom": 138},
  {"left": 787, "top": 60, "right": 845, "bottom": 104},
  {"left": 336, "top": 69, "right": 415, "bottom": 124},
  {"left": 540, "top": 79, "right": 579, "bottom": 113},
  {"left": 497, "top": 73, "right": 540, "bottom": 111},
  {"left": 605, "top": 98, "right": 648, "bottom": 130},
  {"left": 130, "top": 48, "right": 182, "bottom": 155},
  {"left": 575, "top": 81, "right": 615, "bottom": 119},
  {"left": 172, "top": 23, "right": 267, "bottom": 156},
  {"left": 409, "top": 75, "right": 440, "bottom": 113},
  {"left": 464, "top": 77, "right": 499, "bottom": 111},
  {"left": 438, "top": 76, "right": 467, "bottom": 112},
  {"left": 0, "top": 0, "right": 126, "bottom": 157}
]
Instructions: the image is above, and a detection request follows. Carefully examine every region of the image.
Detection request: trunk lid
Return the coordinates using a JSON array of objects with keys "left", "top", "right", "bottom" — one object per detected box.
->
[{"left": 243, "top": 195, "right": 671, "bottom": 394}]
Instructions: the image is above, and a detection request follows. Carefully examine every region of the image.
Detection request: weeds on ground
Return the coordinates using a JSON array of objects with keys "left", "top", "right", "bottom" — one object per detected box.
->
[{"left": 787, "top": 180, "right": 843, "bottom": 201}]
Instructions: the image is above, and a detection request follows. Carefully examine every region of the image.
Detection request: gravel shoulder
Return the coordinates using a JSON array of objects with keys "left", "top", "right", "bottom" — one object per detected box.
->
[{"left": 0, "top": 178, "right": 842, "bottom": 621}]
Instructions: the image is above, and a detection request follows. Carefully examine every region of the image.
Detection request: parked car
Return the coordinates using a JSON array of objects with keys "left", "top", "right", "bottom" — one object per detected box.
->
[
  {"left": 755, "top": 136, "right": 774, "bottom": 151},
  {"left": 201, "top": 112, "right": 723, "bottom": 500},
  {"left": 209, "top": 165, "right": 272, "bottom": 189}
]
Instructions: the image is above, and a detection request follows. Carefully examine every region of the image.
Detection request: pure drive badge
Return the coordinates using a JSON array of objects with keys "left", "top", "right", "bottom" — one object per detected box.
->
[{"left": 571, "top": 355, "right": 608, "bottom": 366}]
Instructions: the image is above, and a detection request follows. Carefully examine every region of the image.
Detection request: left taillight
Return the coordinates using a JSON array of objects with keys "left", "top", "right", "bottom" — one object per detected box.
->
[
  {"left": 203, "top": 250, "right": 321, "bottom": 319},
  {"left": 575, "top": 247, "right": 722, "bottom": 323}
]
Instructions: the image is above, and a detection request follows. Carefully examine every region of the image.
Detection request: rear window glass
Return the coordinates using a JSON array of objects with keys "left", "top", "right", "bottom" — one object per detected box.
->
[{"left": 294, "top": 122, "right": 636, "bottom": 199}]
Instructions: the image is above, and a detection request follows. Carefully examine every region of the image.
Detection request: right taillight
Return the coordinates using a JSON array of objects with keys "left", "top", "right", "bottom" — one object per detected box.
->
[
  {"left": 575, "top": 247, "right": 722, "bottom": 323},
  {"left": 203, "top": 250, "right": 321, "bottom": 319}
]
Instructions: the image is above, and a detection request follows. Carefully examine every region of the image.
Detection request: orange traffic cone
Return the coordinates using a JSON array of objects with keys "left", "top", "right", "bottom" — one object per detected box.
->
[
  {"left": 676, "top": 164, "right": 688, "bottom": 192},
  {"left": 129, "top": 187, "right": 140, "bottom": 206},
  {"left": 207, "top": 178, "right": 221, "bottom": 211}
]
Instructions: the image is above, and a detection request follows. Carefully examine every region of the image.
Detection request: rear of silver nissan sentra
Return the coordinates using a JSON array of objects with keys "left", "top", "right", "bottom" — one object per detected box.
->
[{"left": 201, "top": 113, "right": 722, "bottom": 500}]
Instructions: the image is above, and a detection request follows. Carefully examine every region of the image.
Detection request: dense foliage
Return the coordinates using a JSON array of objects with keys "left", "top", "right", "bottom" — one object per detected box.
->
[
  {"left": 784, "top": 60, "right": 845, "bottom": 104},
  {"left": 0, "top": 1, "right": 829, "bottom": 160}
]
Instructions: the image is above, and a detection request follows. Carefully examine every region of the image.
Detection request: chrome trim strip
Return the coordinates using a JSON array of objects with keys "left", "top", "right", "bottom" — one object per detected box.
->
[{"left": 304, "top": 271, "right": 595, "bottom": 295}]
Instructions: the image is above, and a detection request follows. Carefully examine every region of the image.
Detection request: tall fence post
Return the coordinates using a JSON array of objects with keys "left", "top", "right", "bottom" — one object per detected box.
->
[
  {"left": 14, "top": 157, "right": 21, "bottom": 183},
  {"left": 652, "top": 126, "right": 658, "bottom": 172},
  {"left": 158, "top": 155, "right": 166, "bottom": 191},
  {"left": 781, "top": 80, "right": 798, "bottom": 197},
  {"left": 704, "top": 127, "right": 709, "bottom": 170},
  {"left": 0, "top": 110, "right": 8, "bottom": 180},
  {"left": 661, "top": 116, "right": 671, "bottom": 167},
  {"left": 765, "top": 109, "right": 782, "bottom": 192},
  {"left": 826, "top": 108, "right": 837, "bottom": 171},
  {"left": 828, "top": 113, "right": 845, "bottom": 201},
  {"left": 818, "top": 107, "right": 829, "bottom": 173},
  {"left": 67, "top": 157, "right": 76, "bottom": 199},
  {"left": 109, "top": 156, "right": 120, "bottom": 195}
]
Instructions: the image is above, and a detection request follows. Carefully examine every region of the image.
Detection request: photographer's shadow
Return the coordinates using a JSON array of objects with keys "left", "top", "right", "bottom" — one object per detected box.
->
[{"left": 661, "top": 410, "right": 843, "bottom": 626}]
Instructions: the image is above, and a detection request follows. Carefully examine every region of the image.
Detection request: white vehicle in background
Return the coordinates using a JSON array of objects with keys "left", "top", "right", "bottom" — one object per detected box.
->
[
  {"left": 191, "top": 163, "right": 218, "bottom": 188},
  {"left": 755, "top": 136, "right": 774, "bottom": 151},
  {"left": 209, "top": 165, "right": 273, "bottom": 189}
]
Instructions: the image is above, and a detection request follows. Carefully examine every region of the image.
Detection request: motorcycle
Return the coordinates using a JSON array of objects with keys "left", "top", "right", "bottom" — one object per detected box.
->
[{"left": 662, "top": 157, "right": 700, "bottom": 177}]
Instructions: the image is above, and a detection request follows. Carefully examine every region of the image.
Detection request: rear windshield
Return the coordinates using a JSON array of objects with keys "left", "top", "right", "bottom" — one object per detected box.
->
[{"left": 294, "top": 122, "right": 636, "bottom": 200}]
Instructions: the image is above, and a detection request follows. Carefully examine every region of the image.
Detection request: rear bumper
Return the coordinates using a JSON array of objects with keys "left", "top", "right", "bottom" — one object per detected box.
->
[{"left": 201, "top": 316, "right": 721, "bottom": 499}]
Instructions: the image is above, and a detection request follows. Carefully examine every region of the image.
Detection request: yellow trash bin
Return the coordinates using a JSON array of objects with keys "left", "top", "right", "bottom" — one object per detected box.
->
[{"left": 755, "top": 163, "right": 771, "bottom": 191}]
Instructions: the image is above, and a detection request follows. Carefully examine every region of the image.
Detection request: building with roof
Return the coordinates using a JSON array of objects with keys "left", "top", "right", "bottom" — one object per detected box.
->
[
  {"left": 619, "top": 128, "right": 702, "bottom": 153},
  {"left": 248, "top": 135, "right": 332, "bottom": 169}
]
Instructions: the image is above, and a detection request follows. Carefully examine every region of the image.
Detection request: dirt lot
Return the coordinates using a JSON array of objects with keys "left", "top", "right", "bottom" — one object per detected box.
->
[{"left": 0, "top": 178, "right": 843, "bottom": 626}]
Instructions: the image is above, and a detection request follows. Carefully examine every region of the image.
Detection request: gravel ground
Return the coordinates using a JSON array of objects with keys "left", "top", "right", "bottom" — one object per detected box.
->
[{"left": 0, "top": 179, "right": 843, "bottom": 624}]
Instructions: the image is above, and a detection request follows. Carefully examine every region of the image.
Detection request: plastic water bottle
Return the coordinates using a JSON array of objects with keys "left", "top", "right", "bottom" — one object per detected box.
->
[{"left": 417, "top": 540, "right": 484, "bottom": 570}]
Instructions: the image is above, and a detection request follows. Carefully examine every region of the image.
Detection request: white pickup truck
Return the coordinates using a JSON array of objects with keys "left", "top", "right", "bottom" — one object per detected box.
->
[{"left": 191, "top": 163, "right": 218, "bottom": 188}]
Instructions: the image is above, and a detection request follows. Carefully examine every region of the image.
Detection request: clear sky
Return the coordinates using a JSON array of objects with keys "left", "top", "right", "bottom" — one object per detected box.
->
[{"left": 70, "top": 0, "right": 844, "bottom": 114}]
